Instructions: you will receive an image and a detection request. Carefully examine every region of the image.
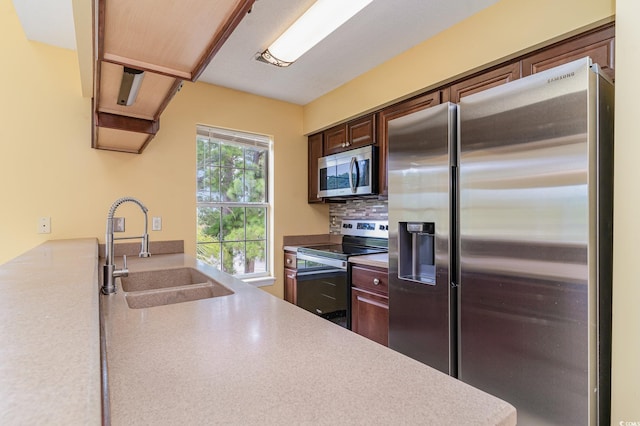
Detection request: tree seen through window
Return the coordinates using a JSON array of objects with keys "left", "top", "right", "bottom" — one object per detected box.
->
[{"left": 196, "top": 126, "right": 270, "bottom": 277}]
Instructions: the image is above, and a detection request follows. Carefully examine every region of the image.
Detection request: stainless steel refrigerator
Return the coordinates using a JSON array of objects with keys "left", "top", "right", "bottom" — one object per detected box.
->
[{"left": 387, "top": 57, "right": 613, "bottom": 425}]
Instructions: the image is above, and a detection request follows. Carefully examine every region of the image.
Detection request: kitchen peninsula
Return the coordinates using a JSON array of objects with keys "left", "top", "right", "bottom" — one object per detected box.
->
[{"left": 1, "top": 239, "right": 516, "bottom": 425}]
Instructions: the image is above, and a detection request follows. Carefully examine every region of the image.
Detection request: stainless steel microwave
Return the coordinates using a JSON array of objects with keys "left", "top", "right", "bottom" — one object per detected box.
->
[{"left": 318, "top": 145, "right": 377, "bottom": 198}]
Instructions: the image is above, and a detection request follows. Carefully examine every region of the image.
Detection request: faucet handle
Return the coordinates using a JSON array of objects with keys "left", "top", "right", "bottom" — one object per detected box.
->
[{"left": 113, "top": 254, "right": 129, "bottom": 279}]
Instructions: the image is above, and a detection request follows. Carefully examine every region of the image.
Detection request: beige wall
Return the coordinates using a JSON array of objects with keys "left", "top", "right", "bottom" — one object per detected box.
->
[
  {"left": 0, "top": 0, "right": 329, "bottom": 298},
  {"left": 160, "top": 83, "right": 329, "bottom": 298},
  {"left": 303, "top": 0, "right": 639, "bottom": 422},
  {"left": 612, "top": 0, "right": 640, "bottom": 421}
]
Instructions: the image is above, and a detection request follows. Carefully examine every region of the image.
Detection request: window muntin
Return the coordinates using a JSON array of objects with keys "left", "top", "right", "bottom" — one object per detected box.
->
[{"left": 196, "top": 126, "right": 270, "bottom": 278}]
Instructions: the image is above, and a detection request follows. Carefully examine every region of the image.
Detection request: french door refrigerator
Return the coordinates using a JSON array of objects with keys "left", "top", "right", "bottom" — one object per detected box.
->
[{"left": 388, "top": 57, "right": 613, "bottom": 425}]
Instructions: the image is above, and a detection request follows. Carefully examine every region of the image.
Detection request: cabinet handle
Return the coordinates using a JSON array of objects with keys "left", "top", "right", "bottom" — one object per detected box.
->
[
  {"left": 341, "top": 142, "right": 346, "bottom": 147},
  {"left": 286, "top": 258, "right": 292, "bottom": 265},
  {"left": 373, "top": 278, "right": 380, "bottom": 285}
]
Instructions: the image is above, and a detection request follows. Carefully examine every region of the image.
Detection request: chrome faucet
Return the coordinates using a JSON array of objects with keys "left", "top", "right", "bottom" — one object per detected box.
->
[{"left": 102, "top": 197, "right": 151, "bottom": 294}]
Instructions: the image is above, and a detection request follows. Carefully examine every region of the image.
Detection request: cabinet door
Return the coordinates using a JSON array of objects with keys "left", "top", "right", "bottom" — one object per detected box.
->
[
  {"left": 348, "top": 114, "right": 376, "bottom": 150},
  {"left": 284, "top": 267, "right": 297, "bottom": 304},
  {"left": 323, "top": 124, "right": 348, "bottom": 155},
  {"left": 308, "top": 132, "right": 324, "bottom": 203},
  {"left": 323, "top": 114, "right": 376, "bottom": 155},
  {"left": 378, "top": 91, "right": 442, "bottom": 197},
  {"left": 351, "top": 288, "right": 389, "bottom": 346},
  {"left": 521, "top": 23, "right": 614, "bottom": 81},
  {"left": 449, "top": 61, "right": 521, "bottom": 103}
]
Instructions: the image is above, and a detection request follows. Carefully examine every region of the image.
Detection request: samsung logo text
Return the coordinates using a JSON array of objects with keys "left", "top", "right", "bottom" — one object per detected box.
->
[{"left": 548, "top": 72, "right": 575, "bottom": 83}]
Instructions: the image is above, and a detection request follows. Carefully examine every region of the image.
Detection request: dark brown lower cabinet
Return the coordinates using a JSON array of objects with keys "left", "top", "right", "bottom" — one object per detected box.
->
[
  {"left": 284, "top": 250, "right": 297, "bottom": 304},
  {"left": 350, "top": 264, "right": 389, "bottom": 346},
  {"left": 351, "top": 288, "right": 388, "bottom": 346}
]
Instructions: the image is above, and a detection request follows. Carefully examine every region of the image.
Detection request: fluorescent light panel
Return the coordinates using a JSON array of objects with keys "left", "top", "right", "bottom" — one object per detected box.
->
[
  {"left": 117, "top": 67, "right": 145, "bottom": 106},
  {"left": 261, "top": 0, "right": 373, "bottom": 67}
]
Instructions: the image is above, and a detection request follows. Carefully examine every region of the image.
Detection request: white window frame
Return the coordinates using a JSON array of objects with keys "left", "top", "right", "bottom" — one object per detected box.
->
[{"left": 196, "top": 125, "right": 273, "bottom": 285}]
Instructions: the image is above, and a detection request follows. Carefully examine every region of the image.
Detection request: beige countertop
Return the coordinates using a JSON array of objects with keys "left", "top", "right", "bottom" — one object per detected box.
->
[
  {"left": 0, "top": 239, "right": 101, "bottom": 425},
  {"left": 349, "top": 252, "right": 389, "bottom": 269},
  {"left": 105, "top": 254, "right": 515, "bottom": 425},
  {"left": 1, "top": 239, "right": 516, "bottom": 425}
]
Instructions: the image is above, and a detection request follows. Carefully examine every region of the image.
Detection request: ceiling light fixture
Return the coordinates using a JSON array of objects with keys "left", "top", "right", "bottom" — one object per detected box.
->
[
  {"left": 259, "top": 0, "right": 373, "bottom": 67},
  {"left": 117, "top": 67, "right": 145, "bottom": 106}
]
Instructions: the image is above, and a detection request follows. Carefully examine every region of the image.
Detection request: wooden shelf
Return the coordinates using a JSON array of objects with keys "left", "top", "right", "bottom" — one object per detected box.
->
[{"left": 92, "top": 0, "right": 255, "bottom": 153}]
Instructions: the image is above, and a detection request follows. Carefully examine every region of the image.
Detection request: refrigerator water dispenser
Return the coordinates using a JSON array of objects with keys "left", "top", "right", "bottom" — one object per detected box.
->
[{"left": 398, "top": 222, "right": 435, "bottom": 285}]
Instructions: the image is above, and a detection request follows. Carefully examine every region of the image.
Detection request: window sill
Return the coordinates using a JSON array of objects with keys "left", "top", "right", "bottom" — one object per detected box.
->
[{"left": 242, "top": 276, "right": 276, "bottom": 287}]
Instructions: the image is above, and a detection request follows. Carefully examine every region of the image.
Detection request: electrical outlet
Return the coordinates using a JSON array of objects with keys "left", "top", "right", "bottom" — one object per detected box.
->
[
  {"left": 38, "top": 217, "right": 51, "bottom": 234},
  {"left": 113, "top": 217, "right": 125, "bottom": 232},
  {"left": 152, "top": 216, "right": 162, "bottom": 231}
]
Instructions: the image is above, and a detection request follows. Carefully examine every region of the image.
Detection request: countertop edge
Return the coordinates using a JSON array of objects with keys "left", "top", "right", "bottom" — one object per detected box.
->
[{"left": 0, "top": 239, "right": 102, "bottom": 425}]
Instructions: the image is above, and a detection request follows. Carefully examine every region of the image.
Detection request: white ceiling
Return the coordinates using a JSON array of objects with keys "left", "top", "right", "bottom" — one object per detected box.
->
[{"left": 12, "top": 0, "right": 498, "bottom": 105}]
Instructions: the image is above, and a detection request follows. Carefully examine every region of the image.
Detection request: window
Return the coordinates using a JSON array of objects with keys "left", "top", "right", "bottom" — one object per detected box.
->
[{"left": 196, "top": 125, "right": 271, "bottom": 279}]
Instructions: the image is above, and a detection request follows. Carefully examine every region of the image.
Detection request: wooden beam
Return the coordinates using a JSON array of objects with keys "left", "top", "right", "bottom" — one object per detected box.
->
[{"left": 96, "top": 112, "right": 160, "bottom": 135}]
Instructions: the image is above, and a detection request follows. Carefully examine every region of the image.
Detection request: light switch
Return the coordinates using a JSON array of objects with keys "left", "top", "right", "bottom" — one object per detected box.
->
[
  {"left": 113, "top": 217, "right": 125, "bottom": 232},
  {"left": 152, "top": 216, "right": 162, "bottom": 231}
]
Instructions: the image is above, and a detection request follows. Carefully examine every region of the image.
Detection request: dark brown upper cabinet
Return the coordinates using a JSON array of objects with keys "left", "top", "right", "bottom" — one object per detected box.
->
[
  {"left": 448, "top": 62, "right": 521, "bottom": 104},
  {"left": 323, "top": 113, "right": 377, "bottom": 155},
  {"left": 308, "top": 133, "right": 324, "bottom": 204},
  {"left": 521, "top": 23, "right": 615, "bottom": 81},
  {"left": 92, "top": 0, "right": 255, "bottom": 153},
  {"left": 377, "top": 91, "right": 443, "bottom": 197}
]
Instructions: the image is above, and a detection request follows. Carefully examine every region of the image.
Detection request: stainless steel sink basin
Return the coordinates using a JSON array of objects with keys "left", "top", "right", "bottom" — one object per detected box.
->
[{"left": 120, "top": 267, "right": 234, "bottom": 309}]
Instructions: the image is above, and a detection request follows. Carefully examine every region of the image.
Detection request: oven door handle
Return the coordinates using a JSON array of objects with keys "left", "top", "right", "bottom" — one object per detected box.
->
[
  {"left": 297, "top": 252, "right": 347, "bottom": 270},
  {"left": 296, "top": 269, "right": 345, "bottom": 278}
]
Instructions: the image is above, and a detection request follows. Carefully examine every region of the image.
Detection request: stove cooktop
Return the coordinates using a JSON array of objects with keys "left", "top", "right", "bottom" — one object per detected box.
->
[
  {"left": 297, "top": 219, "right": 389, "bottom": 261},
  {"left": 298, "top": 244, "right": 387, "bottom": 260}
]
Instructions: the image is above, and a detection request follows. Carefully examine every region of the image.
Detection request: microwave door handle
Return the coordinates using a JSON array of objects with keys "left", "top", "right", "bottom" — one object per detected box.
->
[{"left": 349, "top": 156, "right": 358, "bottom": 193}]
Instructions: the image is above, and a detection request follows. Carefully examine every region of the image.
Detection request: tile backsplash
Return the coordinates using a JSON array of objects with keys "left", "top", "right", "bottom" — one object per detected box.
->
[{"left": 329, "top": 198, "right": 388, "bottom": 234}]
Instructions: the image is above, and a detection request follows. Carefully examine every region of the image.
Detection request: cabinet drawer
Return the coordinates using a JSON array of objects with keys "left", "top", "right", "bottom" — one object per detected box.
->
[
  {"left": 351, "top": 265, "right": 388, "bottom": 295},
  {"left": 284, "top": 251, "right": 297, "bottom": 269}
]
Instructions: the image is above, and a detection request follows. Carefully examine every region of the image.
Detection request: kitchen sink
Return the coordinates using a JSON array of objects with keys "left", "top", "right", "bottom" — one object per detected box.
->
[
  {"left": 121, "top": 267, "right": 216, "bottom": 292},
  {"left": 120, "top": 267, "right": 234, "bottom": 309}
]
